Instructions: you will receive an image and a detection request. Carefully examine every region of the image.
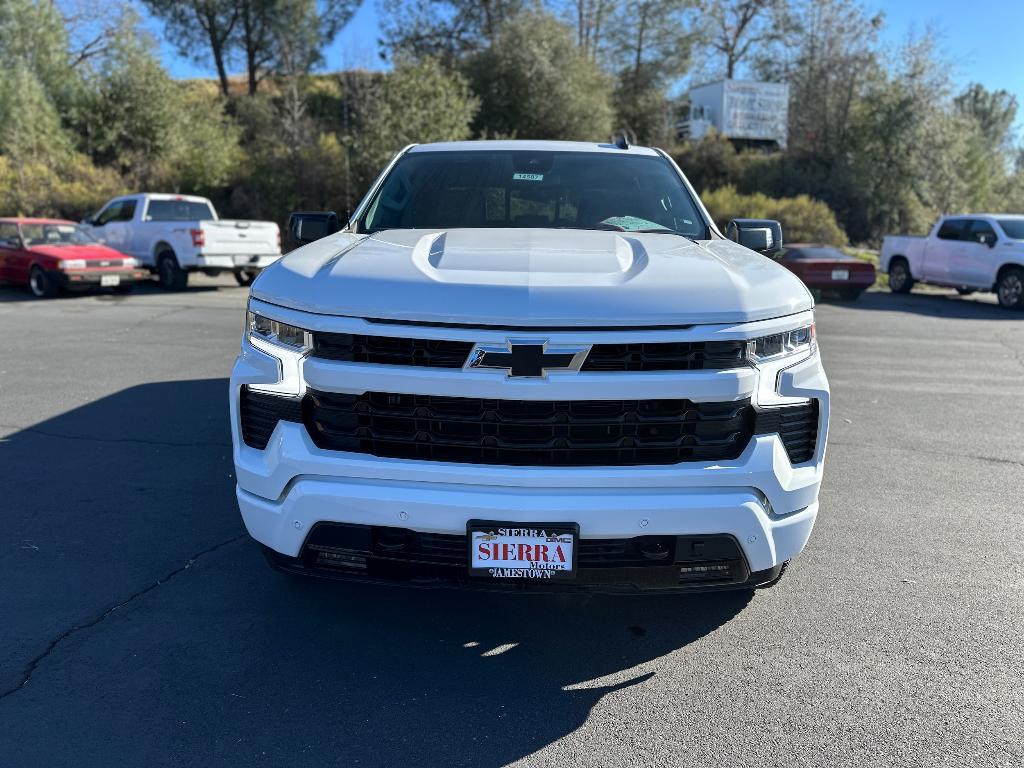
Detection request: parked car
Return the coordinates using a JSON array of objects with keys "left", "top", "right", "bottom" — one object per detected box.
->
[
  {"left": 230, "top": 140, "right": 830, "bottom": 594},
  {"left": 780, "top": 243, "right": 876, "bottom": 300},
  {"left": 82, "top": 193, "right": 282, "bottom": 291},
  {"left": 880, "top": 214, "right": 1024, "bottom": 309},
  {"left": 0, "top": 218, "right": 147, "bottom": 298}
]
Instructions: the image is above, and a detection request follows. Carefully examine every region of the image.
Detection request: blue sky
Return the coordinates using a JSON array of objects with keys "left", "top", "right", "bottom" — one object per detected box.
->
[{"left": 150, "top": 0, "right": 1024, "bottom": 118}]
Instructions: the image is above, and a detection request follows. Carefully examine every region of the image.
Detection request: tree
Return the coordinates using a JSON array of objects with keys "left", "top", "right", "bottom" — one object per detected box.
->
[
  {"left": 143, "top": 0, "right": 239, "bottom": 98},
  {"left": 0, "top": 0, "right": 80, "bottom": 110},
  {"left": 551, "top": 0, "right": 614, "bottom": 60},
  {"left": 466, "top": 11, "right": 614, "bottom": 141},
  {"left": 605, "top": 0, "right": 699, "bottom": 144},
  {"left": 379, "top": 0, "right": 526, "bottom": 63},
  {"left": 350, "top": 58, "right": 478, "bottom": 208},
  {"left": 954, "top": 83, "right": 1018, "bottom": 150},
  {"left": 700, "top": 0, "right": 791, "bottom": 79},
  {"left": 145, "top": 0, "right": 359, "bottom": 96}
]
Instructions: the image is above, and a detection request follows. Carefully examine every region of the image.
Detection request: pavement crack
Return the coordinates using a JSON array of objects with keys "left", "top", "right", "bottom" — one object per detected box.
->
[
  {"left": 0, "top": 423, "right": 230, "bottom": 449},
  {"left": 995, "top": 332, "right": 1024, "bottom": 371},
  {"left": 0, "top": 534, "right": 246, "bottom": 701}
]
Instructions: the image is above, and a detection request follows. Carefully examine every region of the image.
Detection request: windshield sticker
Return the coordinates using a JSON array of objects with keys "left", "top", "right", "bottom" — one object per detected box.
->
[
  {"left": 600, "top": 216, "right": 671, "bottom": 232},
  {"left": 512, "top": 172, "right": 543, "bottom": 182}
]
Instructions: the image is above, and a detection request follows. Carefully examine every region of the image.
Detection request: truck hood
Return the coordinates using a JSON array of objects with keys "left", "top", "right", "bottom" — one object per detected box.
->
[
  {"left": 252, "top": 228, "right": 813, "bottom": 327},
  {"left": 29, "top": 243, "right": 126, "bottom": 261}
]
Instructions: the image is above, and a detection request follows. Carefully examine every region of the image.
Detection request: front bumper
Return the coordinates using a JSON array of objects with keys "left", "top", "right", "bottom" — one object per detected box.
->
[
  {"left": 230, "top": 310, "right": 830, "bottom": 590},
  {"left": 195, "top": 254, "right": 281, "bottom": 270},
  {"left": 57, "top": 268, "right": 147, "bottom": 289}
]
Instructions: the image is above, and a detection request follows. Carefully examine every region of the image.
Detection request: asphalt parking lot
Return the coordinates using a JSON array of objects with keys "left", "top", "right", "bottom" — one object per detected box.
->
[{"left": 1, "top": 278, "right": 1022, "bottom": 767}]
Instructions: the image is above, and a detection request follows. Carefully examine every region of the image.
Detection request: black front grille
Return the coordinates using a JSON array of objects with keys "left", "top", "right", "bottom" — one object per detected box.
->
[
  {"left": 313, "top": 332, "right": 474, "bottom": 367},
  {"left": 302, "top": 390, "right": 755, "bottom": 466},
  {"left": 754, "top": 401, "right": 819, "bottom": 464},
  {"left": 303, "top": 524, "right": 747, "bottom": 583},
  {"left": 310, "top": 332, "right": 748, "bottom": 372},
  {"left": 581, "top": 340, "right": 748, "bottom": 371},
  {"left": 239, "top": 387, "right": 302, "bottom": 449}
]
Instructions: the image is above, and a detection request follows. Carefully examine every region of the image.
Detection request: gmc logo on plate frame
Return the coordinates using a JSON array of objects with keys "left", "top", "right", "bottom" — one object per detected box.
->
[{"left": 466, "top": 340, "right": 591, "bottom": 378}]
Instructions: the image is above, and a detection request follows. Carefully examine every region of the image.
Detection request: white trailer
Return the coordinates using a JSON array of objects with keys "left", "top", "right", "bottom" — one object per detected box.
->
[{"left": 679, "top": 79, "right": 790, "bottom": 148}]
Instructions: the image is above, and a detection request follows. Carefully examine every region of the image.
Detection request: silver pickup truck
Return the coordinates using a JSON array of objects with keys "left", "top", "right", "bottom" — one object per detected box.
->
[
  {"left": 83, "top": 193, "right": 282, "bottom": 290},
  {"left": 880, "top": 214, "right": 1024, "bottom": 309}
]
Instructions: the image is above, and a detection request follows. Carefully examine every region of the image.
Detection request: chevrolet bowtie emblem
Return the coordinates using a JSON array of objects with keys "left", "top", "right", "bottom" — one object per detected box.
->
[{"left": 467, "top": 340, "right": 590, "bottom": 378}]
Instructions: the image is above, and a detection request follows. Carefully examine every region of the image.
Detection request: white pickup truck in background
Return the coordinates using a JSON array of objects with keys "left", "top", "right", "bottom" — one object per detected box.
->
[
  {"left": 82, "top": 193, "right": 282, "bottom": 290},
  {"left": 880, "top": 214, "right": 1024, "bottom": 309}
]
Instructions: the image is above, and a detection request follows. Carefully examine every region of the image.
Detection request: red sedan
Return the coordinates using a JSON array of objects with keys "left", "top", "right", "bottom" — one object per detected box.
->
[
  {"left": 779, "top": 243, "right": 876, "bottom": 300},
  {"left": 0, "top": 217, "right": 148, "bottom": 298}
]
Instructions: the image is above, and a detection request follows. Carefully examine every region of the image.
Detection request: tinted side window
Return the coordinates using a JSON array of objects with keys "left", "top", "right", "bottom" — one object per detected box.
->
[
  {"left": 96, "top": 202, "right": 123, "bottom": 226},
  {"left": 966, "top": 219, "right": 996, "bottom": 245},
  {"left": 118, "top": 200, "right": 137, "bottom": 222},
  {"left": 937, "top": 219, "right": 966, "bottom": 241},
  {"left": 146, "top": 200, "right": 216, "bottom": 221}
]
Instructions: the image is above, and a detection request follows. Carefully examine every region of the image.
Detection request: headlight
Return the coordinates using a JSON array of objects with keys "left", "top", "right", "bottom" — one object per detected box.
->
[
  {"left": 121, "top": 257, "right": 136, "bottom": 268},
  {"left": 747, "top": 322, "right": 815, "bottom": 364},
  {"left": 247, "top": 311, "right": 311, "bottom": 352},
  {"left": 58, "top": 259, "right": 86, "bottom": 270}
]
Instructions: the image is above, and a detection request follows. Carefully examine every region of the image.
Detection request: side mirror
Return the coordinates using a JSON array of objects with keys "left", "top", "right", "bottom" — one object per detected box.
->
[
  {"left": 725, "top": 218, "right": 784, "bottom": 258},
  {"left": 288, "top": 211, "right": 340, "bottom": 246}
]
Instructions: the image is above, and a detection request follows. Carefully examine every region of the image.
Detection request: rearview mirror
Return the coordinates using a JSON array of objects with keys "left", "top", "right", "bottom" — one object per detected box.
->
[
  {"left": 725, "top": 218, "right": 784, "bottom": 259},
  {"left": 288, "top": 211, "right": 341, "bottom": 246}
]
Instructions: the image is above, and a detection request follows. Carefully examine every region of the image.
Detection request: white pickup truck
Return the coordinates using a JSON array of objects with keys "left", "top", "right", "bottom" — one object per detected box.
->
[
  {"left": 82, "top": 193, "right": 282, "bottom": 290},
  {"left": 230, "top": 140, "right": 830, "bottom": 594},
  {"left": 880, "top": 214, "right": 1024, "bottom": 309}
]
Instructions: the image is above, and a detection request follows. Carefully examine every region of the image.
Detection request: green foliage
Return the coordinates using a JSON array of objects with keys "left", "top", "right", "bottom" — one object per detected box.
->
[
  {"left": 466, "top": 11, "right": 614, "bottom": 140},
  {"left": 354, "top": 57, "right": 479, "bottom": 176},
  {"left": 701, "top": 186, "right": 847, "bottom": 246}
]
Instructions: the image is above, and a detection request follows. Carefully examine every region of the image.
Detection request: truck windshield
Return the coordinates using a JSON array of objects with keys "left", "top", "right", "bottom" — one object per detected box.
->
[
  {"left": 359, "top": 150, "right": 709, "bottom": 239},
  {"left": 997, "top": 219, "right": 1024, "bottom": 240},
  {"left": 146, "top": 200, "right": 215, "bottom": 221}
]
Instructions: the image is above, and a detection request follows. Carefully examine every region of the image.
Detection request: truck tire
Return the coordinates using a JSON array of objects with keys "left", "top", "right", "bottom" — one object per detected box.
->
[
  {"left": 234, "top": 269, "right": 258, "bottom": 287},
  {"left": 887, "top": 257, "right": 913, "bottom": 294},
  {"left": 29, "top": 266, "right": 58, "bottom": 298},
  {"left": 996, "top": 267, "right": 1024, "bottom": 310},
  {"left": 157, "top": 251, "right": 188, "bottom": 291}
]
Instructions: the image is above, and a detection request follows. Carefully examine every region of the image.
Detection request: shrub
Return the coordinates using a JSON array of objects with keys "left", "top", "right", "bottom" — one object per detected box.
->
[{"left": 700, "top": 186, "right": 848, "bottom": 246}]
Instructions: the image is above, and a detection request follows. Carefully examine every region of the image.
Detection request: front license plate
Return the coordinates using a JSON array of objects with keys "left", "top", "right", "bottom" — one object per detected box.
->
[
  {"left": 468, "top": 520, "right": 578, "bottom": 581},
  {"left": 831, "top": 269, "right": 849, "bottom": 280},
  {"left": 100, "top": 275, "right": 120, "bottom": 287}
]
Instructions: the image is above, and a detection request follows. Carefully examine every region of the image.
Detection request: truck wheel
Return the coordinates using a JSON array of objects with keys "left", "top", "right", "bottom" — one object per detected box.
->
[
  {"left": 29, "top": 266, "right": 58, "bottom": 298},
  {"left": 157, "top": 251, "right": 188, "bottom": 291},
  {"left": 234, "top": 269, "right": 258, "bottom": 287},
  {"left": 887, "top": 258, "right": 913, "bottom": 294},
  {"left": 996, "top": 267, "right": 1024, "bottom": 309}
]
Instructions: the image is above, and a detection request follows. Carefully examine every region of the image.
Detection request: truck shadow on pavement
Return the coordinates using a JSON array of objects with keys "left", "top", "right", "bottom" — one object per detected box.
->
[
  {"left": 0, "top": 378, "right": 751, "bottom": 768},
  {"left": 838, "top": 289, "right": 1020, "bottom": 319}
]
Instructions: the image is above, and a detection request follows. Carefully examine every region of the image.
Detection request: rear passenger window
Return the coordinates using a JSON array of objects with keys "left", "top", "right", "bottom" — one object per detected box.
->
[
  {"left": 966, "top": 219, "right": 997, "bottom": 246},
  {"left": 937, "top": 219, "right": 966, "bottom": 241}
]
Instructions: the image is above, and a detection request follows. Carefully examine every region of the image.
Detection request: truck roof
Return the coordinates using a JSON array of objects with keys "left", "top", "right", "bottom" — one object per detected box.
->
[
  {"left": 409, "top": 140, "right": 661, "bottom": 156},
  {"left": 129, "top": 193, "right": 212, "bottom": 202}
]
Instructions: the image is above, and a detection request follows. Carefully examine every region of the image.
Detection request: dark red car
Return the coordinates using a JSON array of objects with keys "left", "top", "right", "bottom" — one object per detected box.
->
[
  {"left": 0, "top": 217, "right": 148, "bottom": 298},
  {"left": 779, "top": 243, "right": 876, "bottom": 300}
]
